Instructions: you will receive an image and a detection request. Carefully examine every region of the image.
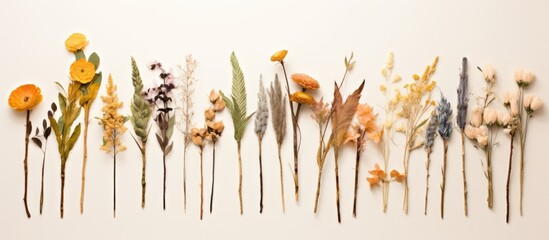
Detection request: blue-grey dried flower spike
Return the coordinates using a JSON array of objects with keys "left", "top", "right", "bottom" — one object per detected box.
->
[
  {"left": 437, "top": 95, "right": 453, "bottom": 140},
  {"left": 424, "top": 110, "right": 438, "bottom": 153},
  {"left": 255, "top": 76, "right": 269, "bottom": 139},
  {"left": 456, "top": 57, "right": 469, "bottom": 130}
]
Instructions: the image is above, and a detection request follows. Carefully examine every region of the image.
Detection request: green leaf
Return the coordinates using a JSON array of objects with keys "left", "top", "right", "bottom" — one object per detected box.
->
[
  {"left": 68, "top": 123, "right": 81, "bottom": 152},
  {"left": 230, "top": 52, "right": 247, "bottom": 117},
  {"left": 166, "top": 116, "right": 175, "bottom": 140},
  {"left": 58, "top": 93, "right": 67, "bottom": 112},
  {"left": 75, "top": 50, "right": 86, "bottom": 60},
  {"left": 414, "top": 118, "right": 429, "bottom": 134},
  {"left": 88, "top": 52, "right": 100, "bottom": 69}
]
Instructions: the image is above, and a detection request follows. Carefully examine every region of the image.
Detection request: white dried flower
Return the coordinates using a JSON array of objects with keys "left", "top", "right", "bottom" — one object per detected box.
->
[
  {"left": 481, "top": 64, "right": 496, "bottom": 83},
  {"left": 483, "top": 107, "right": 498, "bottom": 125},
  {"left": 471, "top": 106, "right": 484, "bottom": 127},
  {"left": 514, "top": 69, "right": 535, "bottom": 86}
]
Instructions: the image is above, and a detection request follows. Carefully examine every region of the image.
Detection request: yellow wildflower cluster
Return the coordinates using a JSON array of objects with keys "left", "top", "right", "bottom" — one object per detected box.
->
[{"left": 100, "top": 75, "right": 127, "bottom": 155}]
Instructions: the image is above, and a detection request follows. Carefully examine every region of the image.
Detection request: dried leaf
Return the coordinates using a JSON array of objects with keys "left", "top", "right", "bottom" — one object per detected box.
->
[
  {"left": 331, "top": 80, "right": 365, "bottom": 150},
  {"left": 31, "top": 137, "right": 42, "bottom": 149}
]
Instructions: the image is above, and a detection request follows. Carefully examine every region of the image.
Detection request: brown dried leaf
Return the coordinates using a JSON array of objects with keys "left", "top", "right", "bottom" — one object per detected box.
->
[{"left": 330, "top": 80, "right": 365, "bottom": 150}]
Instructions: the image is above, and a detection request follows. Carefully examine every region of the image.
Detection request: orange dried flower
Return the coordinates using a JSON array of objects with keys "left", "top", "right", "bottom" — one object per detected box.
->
[
  {"left": 70, "top": 58, "right": 96, "bottom": 84},
  {"left": 367, "top": 164, "right": 386, "bottom": 187},
  {"left": 8, "top": 84, "right": 43, "bottom": 111},
  {"left": 291, "top": 73, "right": 320, "bottom": 90},
  {"left": 65, "top": 33, "right": 88, "bottom": 52},
  {"left": 270, "top": 50, "right": 288, "bottom": 62},
  {"left": 391, "top": 170, "right": 406, "bottom": 183},
  {"left": 290, "top": 91, "right": 315, "bottom": 105}
]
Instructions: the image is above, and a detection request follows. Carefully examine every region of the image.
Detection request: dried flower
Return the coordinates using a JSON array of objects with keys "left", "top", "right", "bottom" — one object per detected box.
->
[
  {"left": 205, "top": 108, "right": 216, "bottom": 121},
  {"left": 209, "top": 89, "right": 220, "bottom": 103},
  {"left": 437, "top": 95, "right": 453, "bottom": 140},
  {"left": 70, "top": 58, "right": 96, "bottom": 84},
  {"left": 424, "top": 111, "right": 438, "bottom": 153},
  {"left": 481, "top": 64, "right": 496, "bottom": 83},
  {"left": 65, "top": 33, "right": 88, "bottom": 52},
  {"left": 367, "top": 164, "right": 387, "bottom": 187},
  {"left": 271, "top": 50, "right": 288, "bottom": 62},
  {"left": 456, "top": 57, "right": 469, "bottom": 130},
  {"left": 8, "top": 84, "right": 43, "bottom": 111},
  {"left": 483, "top": 107, "right": 498, "bottom": 125},
  {"left": 255, "top": 78, "right": 269, "bottom": 139},
  {"left": 514, "top": 69, "right": 535, "bottom": 86},
  {"left": 291, "top": 73, "right": 320, "bottom": 90},
  {"left": 290, "top": 91, "right": 315, "bottom": 105},
  {"left": 391, "top": 170, "right": 406, "bottom": 183}
]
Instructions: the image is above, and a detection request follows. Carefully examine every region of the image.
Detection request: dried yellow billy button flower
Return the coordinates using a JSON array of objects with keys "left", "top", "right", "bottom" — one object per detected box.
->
[
  {"left": 290, "top": 92, "right": 315, "bottom": 105},
  {"left": 271, "top": 50, "right": 288, "bottom": 62}
]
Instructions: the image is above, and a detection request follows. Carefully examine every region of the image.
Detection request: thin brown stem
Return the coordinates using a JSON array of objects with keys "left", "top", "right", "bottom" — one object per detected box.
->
[
  {"left": 487, "top": 146, "right": 493, "bottom": 209},
  {"left": 258, "top": 138, "right": 264, "bottom": 214},
  {"left": 277, "top": 144, "right": 285, "bottom": 213},
  {"left": 313, "top": 167, "right": 323, "bottom": 213},
  {"left": 334, "top": 150, "right": 341, "bottom": 223},
  {"left": 209, "top": 141, "right": 216, "bottom": 214},
  {"left": 163, "top": 151, "right": 167, "bottom": 210},
  {"left": 39, "top": 143, "right": 47, "bottom": 214},
  {"left": 280, "top": 62, "right": 300, "bottom": 202},
  {"left": 441, "top": 140, "right": 448, "bottom": 219},
  {"left": 60, "top": 162, "right": 66, "bottom": 218},
  {"left": 200, "top": 147, "right": 204, "bottom": 220},
  {"left": 23, "top": 110, "right": 31, "bottom": 218},
  {"left": 352, "top": 146, "right": 360, "bottom": 217},
  {"left": 506, "top": 134, "right": 515, "bottom": 223},
  {"left": 461, "top": 132, "right": 468, "bottom": 216},
  {"left": 183, "top": 145, "right": 187, "bottom": 213},
  {"left": 141, "top": 147, "right": 146, "bottom": 209},
  {"left": 113, "top": 148, "right": 117, "bottom": 218},
  {"left": 237, "top": 141, "right": 243, "bottom": 215},
  {"left": 424, "top": 152, "right": 431, "bottom": 215},
  {"left": 80, "top": 107, "right": 90, "bottom": 214}
]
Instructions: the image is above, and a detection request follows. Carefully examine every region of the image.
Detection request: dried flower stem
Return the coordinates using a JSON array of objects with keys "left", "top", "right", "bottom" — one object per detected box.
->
[
  {"left": 334, "top": 151, "right": 342, "bottom": 223},
  {"left": 39, "top": 142, "right": 47, "bottom": 214},
  {"left": 183, "top": 148, "right": 187, "bottom": 212},
  {"left": 209, "top": 141, "right": 216, "bottom": 213},
  {"left": 258, "top": 139, "right": 264, "bottom": 213},
  {"left": 238, "top": 142, "right": 244, "bottom": 214},
  {"left": 141, "top": 149, "right": 147, "bottom": 208},
  {"left": 352, "top": 145, "right": 361, "bottom": 217},
  {"left": 113, "top": 144, "right": 117, "bottom": 218},
  {"left": 281, "top": 62, "right": 301, "bottom": 202},
  {"left": 440, "top": 140, "right": 448, "bottom": 219},
  {"left": 518, "top": 87, "right": 530, "bottom": 215},
  {"left": 402, "top": 145, "right": 411, "bottom": 213},
  {"left": 506, "top": 133, "right": 515, "bottom": 223},
  {"left": 80, "top": 107, "right": 91, "bottom": 214},
  {"left": 23, "top": 110, "right": 31, "bottom": 218},
  {"left": 424, "top": 152, "right": 431, "bottom": 215},
  {"left": 199, "top": 146, "right": 204, "bottom": 220},
  {"left": 461, "top": 132, "right": 468, "bottom": 216},
  {"left": 277, "top": 144, "right": 286, "bottom": 212}
]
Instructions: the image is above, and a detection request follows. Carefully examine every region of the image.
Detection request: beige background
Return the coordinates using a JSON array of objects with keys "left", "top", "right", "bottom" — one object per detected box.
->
[{"left": 1, "top": 0, "right": 548, "bottom": 239}]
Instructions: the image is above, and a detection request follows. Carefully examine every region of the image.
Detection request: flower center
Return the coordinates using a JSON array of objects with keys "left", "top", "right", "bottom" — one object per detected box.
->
[
  {"left": 81, "top": 68, "right": 85, "bottom": 73},
  {"left": 23, "top": 96, "right": 29, "bottom": 102}
]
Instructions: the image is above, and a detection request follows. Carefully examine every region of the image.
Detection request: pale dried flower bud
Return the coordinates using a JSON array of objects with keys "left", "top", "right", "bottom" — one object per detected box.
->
[
  {"left": 481, "top": 64, "right": 496, "bottom": 83},
  {"left": 497, "top": 111, "right": 511, "bottom": 126},
  {"left": 470, "top": 106, "right": 483, "bottom": 127},
  {"left": 514, "top": 69, "right": 535, "bottom": 86},
  {"left": 209, "top": 90, "right": 220, "bottom": 103},
  {"left": 464, "top": 125, "right": 477, "bottom": 139},
  {"left": 483, "top": 107, "right": 498, "bottom": 125},
  {"left": 392, "top": 74, "right": 402, "bottom": 83},
  {"left": 523, "top": 94, "right": 534, "bottom": 109},
  {"left": 395, "top": 122, "right": 406, "bottom": 133},
  {"left": 205, "top": 108, "right": 216, "bottom": 121},
  {"left": 477, "top": 125, "right": 489, "bottom": 147},
  {"left": 529, "top": 96, "right": 543, "bottom": 112},
  {"left": 214, "top": 98, "right": 225, "bottom": 111}
]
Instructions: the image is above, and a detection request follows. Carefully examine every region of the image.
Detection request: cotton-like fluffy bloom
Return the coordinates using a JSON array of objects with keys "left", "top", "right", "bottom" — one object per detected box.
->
[
  {"left": 483, "top": 107, "right": 498, "bottom": 125},
  {"left": 464, "top": 125, "right": 477, "bottom": 139},
  {"left": 477, "top": 126, "right": 489, "bottom": 147},
  {"left": 525, "top": 95, "right": 543, "bottom": 112},
  {"left": 498, "top": 111, "right": 511, "bottom": 126},
  {"left": 514, "top": 69, "right": 535, "bottom": 86},
  {"left": 481, "top": 64, "right": 496, "bottom": 83},
  {"left": 470, "top": 106, "right": 484, "bottom": 127}
]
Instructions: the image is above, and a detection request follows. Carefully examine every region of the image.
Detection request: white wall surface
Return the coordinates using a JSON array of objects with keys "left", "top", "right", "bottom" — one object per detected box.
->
[{"left": 1, "top": 0, "right": 548, "bottom": 239}]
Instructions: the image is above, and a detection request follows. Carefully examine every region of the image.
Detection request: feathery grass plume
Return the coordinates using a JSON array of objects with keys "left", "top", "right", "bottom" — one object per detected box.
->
[
  {"left": 267, "top": 74, "right": 287, "bottom": 212},
  {"left": 8, "top": 83, "right": 43, "bottom": 218},
  {"left": 344, "top": 103, "right": 381, "bottom": 217},
  {"left": 330, "top": 80, "right": 365, "bottom": 223},
  {"left": 254, "top": 76, "right": 269, "bottom": 213},
  {"left": 271, "top": 50, "right": 323, "bottom": 202},
  {"left": 373, "top": 52, "right": 401, "bottom": 212},
  {"left": 129, "top": 57, "right": 153, "bottom": 208},
  {"left": 144, "top": 61, "right": 176, "bottom": 210},
  {"left": 394, "top": 56, "right": 439, "bottom": 214},
  {"left": 220, "top": 52, "right": 255, "bottom": 215},
  {"left": 31, "top": 117, "right": 52, "bottom": 215},
  {"left": 100, "top": 75, "right": 128, "bottom": 218},
  {"left": 456, "top": 57, "right": 469, "bottom": 216},
  {"left": 464, "top": 64, "right": 499, "bottom": 209},
  {"left": 513, "top": 69, "right": 542, "bottom": 216},
  {"left": 423, "top": 110, "right": 437, "bottom": 215},
  {"left": 68, "top": 33, "right": 103, "bottom": 215},
  {"left": 207, "top": 90, "right": 225, "bottom": 214},
  {"left": 437, "top": 95, "right": 453, "bottom": 219},
  {"left": 48, "top": 82, "right": 82, "bottom": 218},
  {"left": 174, "top": 55, "right": 197, "bottom": 212}
]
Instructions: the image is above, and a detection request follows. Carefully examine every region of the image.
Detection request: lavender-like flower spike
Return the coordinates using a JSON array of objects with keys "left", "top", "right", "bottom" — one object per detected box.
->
[
  {"left": 437, "top": 95, "right": 453, "bottom": 140},
  {"left": 268, "top": 74, "right": 287, "bottom": 144},
  {"left": 424, "top": 110, "right": 438, "bottom": 153},
  {"left": 255, "top": 76, "right": 269, "bottom": 139},
  {"left": 457, "top": 57, "right": 469, "bottom": 130}
]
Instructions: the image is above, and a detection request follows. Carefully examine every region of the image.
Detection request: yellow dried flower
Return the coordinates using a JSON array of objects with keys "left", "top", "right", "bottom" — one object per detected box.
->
[
  {"left": 392, "top": 74, "right": 402, "bottom": 83},
  {"left": 70, "top": 58, "right": 96, "bottom": 84},
  {"left": 291, "top": 73, "right": 320, "bottom": 90},
  {"left": 100, "top": 75, "right": 127, "bottom": 155},
  {"left": 271, "top": 50, "right": 288, "bottom": 62},
  {"left": 65, "top": 33, "right": 88, "bottom": 52},
  {"left": 290, "top": 91, "right": 315, "bottom": 105},
  {"left": 412, "top": 74, "right": 420, "bottom": 81},
  {"left": 379, "top": 84, "right": 387, "bottom": 93}
]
